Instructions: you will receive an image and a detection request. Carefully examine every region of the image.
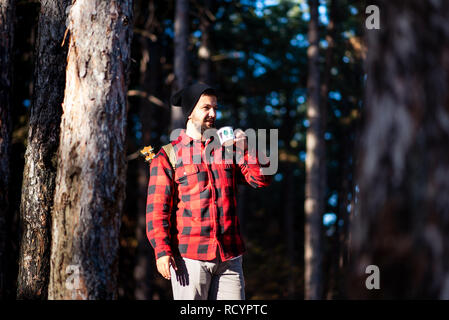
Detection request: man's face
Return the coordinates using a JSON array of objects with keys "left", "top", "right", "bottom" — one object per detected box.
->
[{"left": 188, "top": 94, "right": 218, "bottom": 132}]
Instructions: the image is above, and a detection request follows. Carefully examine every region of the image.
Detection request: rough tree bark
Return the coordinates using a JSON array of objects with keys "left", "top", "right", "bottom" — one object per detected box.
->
[
  {"left": 16, "top": 0, "right": 70, "bottom": 300},
  {"left": 0, "top": 0, "right": 14, "bottom": 300},
  {"left": 350, "top": 0, "right": 449, "bottom": 299},
  {"left": 304, "top": 0, "right": 323, "bottom": 300},
  {"left": 48, "top": 0, "right": 133, "bottom": 300},
  {"left": 171, "top": 0, "right": 189, "bottom": 130}
]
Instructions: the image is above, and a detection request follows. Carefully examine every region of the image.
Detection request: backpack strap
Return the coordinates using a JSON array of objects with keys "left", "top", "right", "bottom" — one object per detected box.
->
[
  {"left": 162, "top": 143, "right": 177, "bottom": 171},
  {"left": 162, "top": 143, "right": 179, "bottom": 218}
]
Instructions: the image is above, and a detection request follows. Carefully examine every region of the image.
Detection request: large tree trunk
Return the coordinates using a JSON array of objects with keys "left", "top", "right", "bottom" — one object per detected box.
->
[
  {"left": 171, "top": 0, "right": 189, "bottom": 130},
  {"left": 0, "top": 0, "right": 14, "bottom": 300},
  {"left": 16, "top": 0, "right": 70, "bottom": 300},
  {"left": 304, "top": 0, "right": 323, "bottom": 300},
  {"left": 48, "top": 0, "right": 133, "bottom": 300},
  {"left": 350, "top": 0, "right": 449, "bottom": 299}
]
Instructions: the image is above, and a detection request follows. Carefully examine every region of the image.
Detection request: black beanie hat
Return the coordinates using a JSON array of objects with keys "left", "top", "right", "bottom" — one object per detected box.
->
[{"left": 171, "top": 83, "right": 216, "bottom": 124}]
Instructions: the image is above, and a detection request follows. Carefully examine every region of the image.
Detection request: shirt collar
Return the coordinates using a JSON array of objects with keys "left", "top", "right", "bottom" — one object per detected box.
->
[{"left": 179, "top": 129, "right": 215, "bottom": 146}]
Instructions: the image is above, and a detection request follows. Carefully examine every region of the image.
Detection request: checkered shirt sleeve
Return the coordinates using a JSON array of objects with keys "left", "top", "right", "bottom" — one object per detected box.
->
[{"left": 146, "top": 149, "right": 175, "bottom": 259}]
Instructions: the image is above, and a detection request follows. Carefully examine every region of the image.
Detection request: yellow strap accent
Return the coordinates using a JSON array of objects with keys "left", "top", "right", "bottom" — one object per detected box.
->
[{"left": 162, "top": 143, "right": 176, "bottom": 170}]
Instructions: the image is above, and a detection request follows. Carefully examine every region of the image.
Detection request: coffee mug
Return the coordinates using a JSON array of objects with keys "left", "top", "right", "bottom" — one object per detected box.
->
[{"left": 217, "top": 126, "right": 235, "bottom": 147}]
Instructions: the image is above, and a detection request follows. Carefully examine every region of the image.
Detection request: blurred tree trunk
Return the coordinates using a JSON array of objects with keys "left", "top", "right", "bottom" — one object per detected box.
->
[
  {"left": 335, "top": 136, "right": 351, "bottom": 297},
  {"left": 350, "top": 0, "right": 449, "bottom": 299},
  {"left": 171, "top": 0, "right": 189, "bottom": 130},
  {"left": 284, "top": 162, "right": 296, "bottom": 298},
  {"left": 279, "top": 88, "right": 299, "bottom": 299},
  {"left": 320, "top": 0, "right": 338, "bottom": 300},
  {"left": 337, "top": 63, "right": 362, "bottom": 300},
  {"left": 198, "top": 0, "right": 213, "bottom": 85},
  {"left": 304, "top": 0, "right": 323, "bottom": 300},
  {"left": 133, "top": 0, "right": 159, "bottom": 300},
  {"left": 48, "top": 0, "right": 133, "bottom": 300},
  {"left": 0, "top": 0, "right": 14, "bottom": 300},
  {"left": 16, "top": 0, "right": 70, "bottom": 300}
]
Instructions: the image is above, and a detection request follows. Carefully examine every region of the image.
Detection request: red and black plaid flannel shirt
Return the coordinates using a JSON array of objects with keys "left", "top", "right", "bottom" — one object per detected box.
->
[{"left": 146, "top": 129, "right": 271, "bottom": 261}]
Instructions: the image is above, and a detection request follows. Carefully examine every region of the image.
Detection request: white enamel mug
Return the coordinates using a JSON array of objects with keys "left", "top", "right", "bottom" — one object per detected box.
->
[{"left": 217, "top": 126, "right": 235, "bottom": 147}]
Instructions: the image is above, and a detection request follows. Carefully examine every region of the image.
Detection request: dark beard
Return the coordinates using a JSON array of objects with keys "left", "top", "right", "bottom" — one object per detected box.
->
[{"left": 201, "top": 119, "right": 215, "bottom": 132}]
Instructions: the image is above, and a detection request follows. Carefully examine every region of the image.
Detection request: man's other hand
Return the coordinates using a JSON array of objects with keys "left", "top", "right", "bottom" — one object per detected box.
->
[{"left": 156, "top": 255, "right": 177, "bottom": 280}]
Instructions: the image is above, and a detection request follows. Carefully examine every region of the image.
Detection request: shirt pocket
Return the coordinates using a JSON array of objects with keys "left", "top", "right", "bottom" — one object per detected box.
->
[
  {"left": 175, "top": 164, "right": 208, "bottom": 195},
  {"left": 175, "top": 164, "right": 198, "bottom": 185}
]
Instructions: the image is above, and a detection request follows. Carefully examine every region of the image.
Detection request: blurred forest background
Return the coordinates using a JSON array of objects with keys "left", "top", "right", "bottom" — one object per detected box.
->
[{"left": 1, "top": 0, "right": 368, "bottom": 300}]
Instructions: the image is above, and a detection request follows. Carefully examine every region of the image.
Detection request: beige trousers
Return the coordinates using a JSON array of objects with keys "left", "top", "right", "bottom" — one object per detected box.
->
[{"left": 169, "top": 251, "right": 245, "bottom": 300}]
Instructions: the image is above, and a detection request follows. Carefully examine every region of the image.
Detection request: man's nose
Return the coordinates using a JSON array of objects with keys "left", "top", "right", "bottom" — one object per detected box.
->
[{"left": 209, "top": 108, "right": 216, "bottom": 118}]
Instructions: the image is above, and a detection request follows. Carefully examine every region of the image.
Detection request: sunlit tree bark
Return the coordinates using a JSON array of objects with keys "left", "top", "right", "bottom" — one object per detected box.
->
[
  {"left": 16, "top": 0, "right": 70, "bottom": 300},
  {"left": 48, "top": 0, "right": 133, "bottom": 300},
  {"left": 304, "top": 0, "right": 323, "bottom": 300}
]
